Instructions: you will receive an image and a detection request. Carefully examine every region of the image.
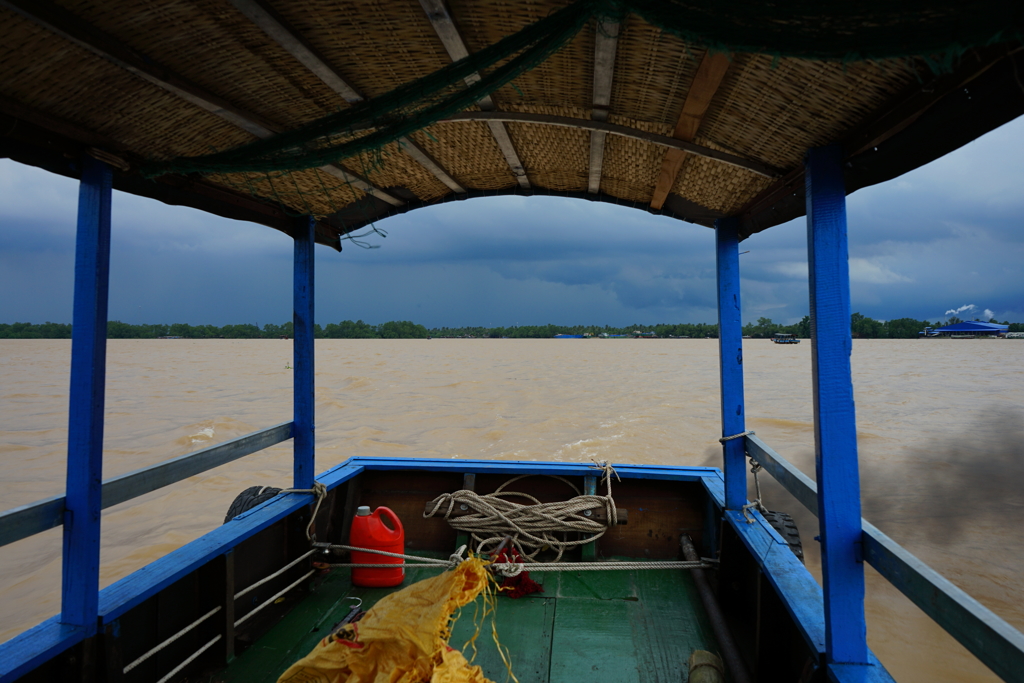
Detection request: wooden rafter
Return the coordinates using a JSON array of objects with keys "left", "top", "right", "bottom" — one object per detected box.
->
[
  {"left": 443, "top": 112, "right": 780, "bottom": 178},
  {"left": 649, "top": 52, "right": 731, "bottom": 210},
  {"left": 227, "top": 0, "right": 466, "bottom": 195},
  {"left": 0, "top": 96, "right": 345, "bottom": 245},
  {"left": 418, "top": 0, "right": 530, "bottom": 189},
  {"left": 737, "top": 47, "right": 1016, "bottom": 237},
  {"left": 588, "top": 20, "right": 619, "bottom": 194},
  {"left": 0, "top": 0, "right": 405, "bottom": 207}
]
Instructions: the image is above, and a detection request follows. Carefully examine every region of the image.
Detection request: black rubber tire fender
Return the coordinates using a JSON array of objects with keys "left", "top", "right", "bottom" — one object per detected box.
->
[
  {"left": 762, "top": 510, "right": 804, "bottom": 563},
  {"left": 224, "top": 486, "right": 282, "bottom": 523}
]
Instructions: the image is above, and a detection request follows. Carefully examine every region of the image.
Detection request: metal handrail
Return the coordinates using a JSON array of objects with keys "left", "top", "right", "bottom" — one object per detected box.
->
[
  {"left": 0, "top": 421, "right": 293, "bottom": 548},
  {"left": 745, "top": 434, "right": 1024, "bottom": 683}
]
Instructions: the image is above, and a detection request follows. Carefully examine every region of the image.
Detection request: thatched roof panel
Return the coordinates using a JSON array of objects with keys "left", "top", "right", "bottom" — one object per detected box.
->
[{"left": 1, "top": 0, "right": 1020, "bottom": 245}]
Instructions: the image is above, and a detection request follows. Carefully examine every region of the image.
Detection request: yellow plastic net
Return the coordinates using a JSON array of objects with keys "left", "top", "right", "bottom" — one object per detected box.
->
[{"left": 278, "top": 558, "right": 496, "bottom": 683}]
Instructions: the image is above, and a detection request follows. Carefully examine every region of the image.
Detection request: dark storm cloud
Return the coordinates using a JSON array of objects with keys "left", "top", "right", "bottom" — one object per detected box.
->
[
  {"left": 363, "top": 195, "right": 715, "bottom": 266},
  {"left": 1, "top": 116, "right": 1023, "bottom": 327}
]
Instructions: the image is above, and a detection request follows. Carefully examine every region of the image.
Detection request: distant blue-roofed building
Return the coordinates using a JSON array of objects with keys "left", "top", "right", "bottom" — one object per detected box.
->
[{"left": 920, "top": 321, "right": 1009, "bottom": 337}]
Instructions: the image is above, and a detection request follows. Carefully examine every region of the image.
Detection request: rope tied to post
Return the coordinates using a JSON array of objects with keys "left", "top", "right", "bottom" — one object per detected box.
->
[
  {"left": 719, "top": 430, "right": 754, "bottom": 443},
  {"left": 423, "top": 467, "right": 619, "bottom": 562},
  {"left": 281, "top": 481, "right": 328, "bottom": 541},
  {"left": 741, "top": 458, "right": 769, "bottom": 523}
]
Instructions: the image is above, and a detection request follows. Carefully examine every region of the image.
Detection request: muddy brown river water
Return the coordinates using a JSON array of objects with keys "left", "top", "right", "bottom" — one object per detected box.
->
[{"left": 1, "top": 338, "right": 1022, "bottom": 682}]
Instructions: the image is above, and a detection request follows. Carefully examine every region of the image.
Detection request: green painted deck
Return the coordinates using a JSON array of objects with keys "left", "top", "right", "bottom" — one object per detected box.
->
[{"left": 215, "top": 558, "right": 719, "bottom": 683}]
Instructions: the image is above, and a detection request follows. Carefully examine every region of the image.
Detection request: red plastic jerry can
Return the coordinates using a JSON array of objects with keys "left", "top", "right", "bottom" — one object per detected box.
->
[{"left": 350, "top": 505, "right": 405, "bottom": 587}]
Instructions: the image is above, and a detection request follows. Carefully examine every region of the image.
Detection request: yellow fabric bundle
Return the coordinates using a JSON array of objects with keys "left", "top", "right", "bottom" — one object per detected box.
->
[{"left": 278, "top": 558, "right": 495, "bottom": 683}]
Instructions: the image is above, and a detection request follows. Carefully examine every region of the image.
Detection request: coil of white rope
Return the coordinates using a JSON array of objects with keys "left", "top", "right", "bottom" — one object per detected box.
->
[{"left": 423, "top": 465, "right": 620, "bottom": 562}]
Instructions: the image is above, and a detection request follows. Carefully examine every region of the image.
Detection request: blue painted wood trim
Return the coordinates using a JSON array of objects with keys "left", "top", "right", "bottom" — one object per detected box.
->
[
  {"left": 103, "top": 422, "right": 294, "bottom": 509},
  {"left": 700, "top": 472, "right": 726, "bottom": 509},
  {"left": 293, "top": 216, "right": 316, "bottom": 489},
  {"left": 5, "top": 456, "right": 721, "bottom": 678},
  {"left": 62, "top": 155, "right": 113, "bottom": 635},
  {"left": 5, "top": 457, "right": 720, "bottom": 677},
  {"left": 714, "top": 216, "right": 747, "bottom": 510},
  {"left": 2, "top": 457, "right": 717, "bottom": 567},
  {"left": 745, "top": 435, "right": 819, "bottom": 516},
  {"left": 806, "top": 144, "right": 868, "bottom": 665},
  {"left": 0, "top": 618, "right": 88, "bottom": 683},
  {"left": 337, "top": 457, "right": 717, "bottom": 482},
  {"left": 0, "top": 423, "right": 293, "bottom": 549},
  {"left": 749, "top": 436, "right": 1024, "bottom": 683},
  {"left": 98, "top": 463, "right": 363, "bottom": 623},
  {"left": 0, "top": 495, "right": 65, "bottom": 549},
  {"left": 723, "top": 510, "right": 895, "bottom": 683},
  {"left": 94, "top": 458, "right": 718, "bottom": 623},
  {"left": 862, "top": 522, "right": 1024, "bottom": 683}
]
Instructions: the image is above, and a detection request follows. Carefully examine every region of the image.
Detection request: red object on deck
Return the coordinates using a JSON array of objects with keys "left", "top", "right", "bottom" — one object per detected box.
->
[
  {"left": 496, "top": 547, "right": 543, "bottom": 599},
  {"left": 350, "top": 506, "right": 405, "bottom": 587}
]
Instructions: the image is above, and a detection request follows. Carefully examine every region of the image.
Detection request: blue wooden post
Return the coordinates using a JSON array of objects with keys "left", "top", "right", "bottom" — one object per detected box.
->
[
  {"left": 715, "top": 216, "right": 747, "bottom": 510},
  {"left": 293, "top": 217, "right": 315, "bottom": 489},
  {"left": 805, "top": 144, "right": 868, "bottom": 666},
  {"left": 62, "top": 155, "right": 113, "bottom": 634}
]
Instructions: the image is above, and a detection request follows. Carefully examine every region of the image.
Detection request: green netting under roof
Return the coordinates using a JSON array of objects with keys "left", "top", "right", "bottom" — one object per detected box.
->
[{"left": 144, "top": 0, "right": 1024, "bottom": 181}]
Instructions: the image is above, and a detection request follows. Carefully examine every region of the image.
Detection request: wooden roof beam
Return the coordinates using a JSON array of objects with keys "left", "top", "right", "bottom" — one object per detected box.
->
[
  {"left": 443, "top": 112, "right": 781, "bottom": 178},
  {"left": 0, "top": 0, "right": 404, "bottom": 207},
  {"left": 418, "top": 0, "right": 530, "bottom": 189},
  {"left": 588, "top": 20, "right": 619, "bottom": 194},
  {"left": 227, "top": 0, "right": 466, "bottom": 195},
  {"left": 649, "top": 52, "right": 731, "bottom": 210},
  {"left": 0, "top": 96, "right": 343, "bottom": 246},
  {"left": 736, "top": 47, "right": 1017, "bottom": 238}
]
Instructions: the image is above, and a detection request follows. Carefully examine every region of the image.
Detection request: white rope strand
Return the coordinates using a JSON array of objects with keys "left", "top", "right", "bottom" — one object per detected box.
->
[
  {"left": 488, "top": 560, "right": 713, "bottom": 576},
  {"left": 235, "top": 569, "right": 315, "bottom": 627},
  {"left": 719, "top": 430, "right": 754, "bottom": 443},
  {"left": 154, "top": 635, "right": 221, "bottom": 683},
  {"left": 123, "top": 606, "right": 221, "bottom": 673},
  {"left": 742, "top": 457, "right": 769, "bottom": 523},
  {"left": 328, "top": 544, "right": 458, "bottom": 565},
  {"left": 234, "top": 548, "right": 317, "bottom": 600}
]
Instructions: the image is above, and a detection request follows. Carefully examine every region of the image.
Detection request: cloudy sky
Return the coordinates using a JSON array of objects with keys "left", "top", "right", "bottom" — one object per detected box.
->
[{"left": 2, "top": 115, "right": 1022, "bottom": 328}]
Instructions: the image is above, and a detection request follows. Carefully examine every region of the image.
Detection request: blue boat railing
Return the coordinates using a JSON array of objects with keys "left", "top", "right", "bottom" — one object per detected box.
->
[
  {"left": 0, "top": 421, "right": 294, "bottom": 549},
  {"left": 2, "top": 433, "right": 1023, "bottom": 682},
  {"left": 745, "top": 434, "right": 1024, "bottom": 683}
]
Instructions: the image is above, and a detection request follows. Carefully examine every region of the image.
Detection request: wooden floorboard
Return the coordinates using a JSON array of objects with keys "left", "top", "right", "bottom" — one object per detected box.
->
[
  {"left": 451, "top": 595, "right": 555, "bottom": 683},
  {"left": 630, "top": 569, "right": 720, "bottom": 683},
  {"left": 212, "top": 561, "right": 716, "bottom": 683}
]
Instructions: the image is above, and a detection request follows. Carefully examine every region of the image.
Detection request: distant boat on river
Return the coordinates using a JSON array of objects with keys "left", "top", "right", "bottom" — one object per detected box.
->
[{"left": 771, "top": 333, "right": 800, "bottom": 344}]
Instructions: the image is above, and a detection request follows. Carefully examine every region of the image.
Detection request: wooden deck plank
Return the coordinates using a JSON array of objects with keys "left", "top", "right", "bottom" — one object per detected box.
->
[
  {"left": 451, "top": 596, "right": 555, "bottom": 683},
  {"left": 550, "top": 599, "right": 638, "bottom": 683},
  {"left": 630, "top": 569, "right": 719, "bottom": 683},
  {"left": 216, "top": 563, "right": 715, "bottom": 683},
  {"left": 216, "top": 564, "right": 446, "bottom": 682}
]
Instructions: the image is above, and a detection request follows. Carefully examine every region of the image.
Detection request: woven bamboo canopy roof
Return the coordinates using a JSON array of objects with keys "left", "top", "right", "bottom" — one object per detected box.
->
[{"left": 2, "top": 0, "right": 1023, "bottom": 249}]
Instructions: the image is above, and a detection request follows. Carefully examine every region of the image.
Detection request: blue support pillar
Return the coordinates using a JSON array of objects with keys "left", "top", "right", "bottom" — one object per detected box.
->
[
  {"left": 62, "top": 155, "right": 113, "bottom": 634},
  {"left": 805, "top": 144, "right": 868, "bottom": 666},
  {"left": 293, "top": 217, "right": 315, "bottom": 489},
  {"left": 715, "top": 216, "right": 747, "bottom": 510}
]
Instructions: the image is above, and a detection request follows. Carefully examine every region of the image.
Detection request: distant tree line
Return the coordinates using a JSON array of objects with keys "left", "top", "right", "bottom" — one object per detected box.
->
[
  {"left": 742, "top": 314, "right": 1024, "bottom": 339},
  {"left": 0, "top": 320, "right": 428, "bottom": 339},
  {"left": 1, "top": 316, "right": 1021, "bottom": 340},
  {"left": 428, "top": 323, "right": 720, "bottom": 338}
]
